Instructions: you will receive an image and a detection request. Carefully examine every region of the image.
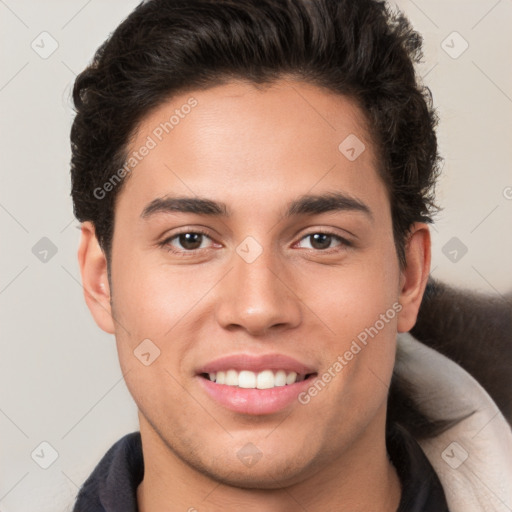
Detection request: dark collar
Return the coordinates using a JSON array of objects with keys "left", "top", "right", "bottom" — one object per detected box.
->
[
  {"left": 387, "top": 423, "right": 450, "bottom": 511},
  {"left": 72, "top": 424, "right": 449, "bottom": 511}
]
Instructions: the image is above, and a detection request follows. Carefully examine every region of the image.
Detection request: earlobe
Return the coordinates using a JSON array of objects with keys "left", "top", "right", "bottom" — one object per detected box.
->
[
  {"left": 397, "top": 223, "right": 431, "bottom": 333},
  {"left": 77, "top": 221, "right": 116, "bottom": 334}
]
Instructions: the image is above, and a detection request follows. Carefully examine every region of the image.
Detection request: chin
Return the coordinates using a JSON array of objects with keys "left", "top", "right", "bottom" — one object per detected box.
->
[{"left": 199, "top": 460, "right": 313, "bottom": 490}]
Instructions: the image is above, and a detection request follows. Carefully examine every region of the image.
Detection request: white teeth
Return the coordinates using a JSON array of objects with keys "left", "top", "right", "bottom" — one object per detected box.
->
[
  {"left": 238, "top": 370, "right": 256, "bottom": 388},
  {"left": 256, "top": 370, "right": 275, "bottom": 389},
  {"left": 225, "top": 369, "right": 238, "bottom": 386},
  {"left": 274, "top": 370, "right": 287, "bottom": 387},
  {"left": 206, "top": 369, "right": 305, "bottom": 388},
  {"left": 286, "top": 371, "right": 297, "bottom": 385}
]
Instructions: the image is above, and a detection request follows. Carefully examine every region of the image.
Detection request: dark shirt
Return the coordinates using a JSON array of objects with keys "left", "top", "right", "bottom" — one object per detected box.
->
[{"left": 72, "top": 423, "right": 449, "bottom": 511}]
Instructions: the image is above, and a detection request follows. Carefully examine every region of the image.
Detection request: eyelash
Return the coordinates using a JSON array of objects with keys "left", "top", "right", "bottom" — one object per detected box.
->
[{"left": 158, "top": 228, "right": 352, "bottom": 256}]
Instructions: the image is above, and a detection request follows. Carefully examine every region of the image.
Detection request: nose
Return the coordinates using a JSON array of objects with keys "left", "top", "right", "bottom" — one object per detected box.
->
[{"left": 214, "top": 243, "right": 302, "bottom": 337}]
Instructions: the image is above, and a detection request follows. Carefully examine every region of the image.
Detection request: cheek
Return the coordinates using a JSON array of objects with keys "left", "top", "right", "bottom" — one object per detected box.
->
[
  {"left": 109, "top": 256, "right": 193, "bottom": 411},
  {"left": 318, "top": 245, "right": 400, "bottom": 333},
  {"left": 309, "top": 237, "right": 400, "bottom": 398},
  {"left": 308, "top": 287, "right": 399, "bottom": 444},
  {"left": 110, "top": 249, "right": 201, "bottom": 338}
]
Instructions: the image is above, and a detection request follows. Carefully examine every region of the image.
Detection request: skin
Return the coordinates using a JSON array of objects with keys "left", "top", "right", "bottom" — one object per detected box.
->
[{"left": 78, "top": 79, "right": 430, "bottom": 511}]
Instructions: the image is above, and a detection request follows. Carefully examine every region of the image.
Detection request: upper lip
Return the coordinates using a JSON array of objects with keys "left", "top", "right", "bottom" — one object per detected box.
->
[{"left": 197, "top": 354, "right": 317, "bottom": 375}]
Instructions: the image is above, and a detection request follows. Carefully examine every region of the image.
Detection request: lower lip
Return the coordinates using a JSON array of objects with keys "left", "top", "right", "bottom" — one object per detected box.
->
[{"left": 197, "top": 375, "right": 315, "bottom": 415}]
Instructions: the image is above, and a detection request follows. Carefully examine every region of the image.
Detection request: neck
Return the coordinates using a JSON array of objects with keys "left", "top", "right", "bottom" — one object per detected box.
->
[{"left": 136, "top": 411, "right": 401, "bottom": 512}]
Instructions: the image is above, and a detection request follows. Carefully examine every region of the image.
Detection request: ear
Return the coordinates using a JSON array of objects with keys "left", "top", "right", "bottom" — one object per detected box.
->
[
  {"left": 397, "top": 223, "right": 431, "bottom": 333},
  {"left": 77, "top": 221, "right": 115, "bottom": 334}
]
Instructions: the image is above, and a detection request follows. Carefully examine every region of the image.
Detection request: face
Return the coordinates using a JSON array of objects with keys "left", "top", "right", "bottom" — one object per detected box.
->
[{"left": 80, "top": 79, "right": 429, "bottom": 490}]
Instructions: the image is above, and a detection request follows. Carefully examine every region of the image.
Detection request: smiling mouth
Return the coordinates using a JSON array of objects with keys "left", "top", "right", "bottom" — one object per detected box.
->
[{"left": 200, "top": 369, "right": 317, "bottom": 389}]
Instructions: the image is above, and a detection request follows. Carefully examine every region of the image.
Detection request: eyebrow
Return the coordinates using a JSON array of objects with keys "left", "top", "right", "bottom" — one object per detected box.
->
[{"left": 140, "top": 191, "right": 373, "bottom": 221}]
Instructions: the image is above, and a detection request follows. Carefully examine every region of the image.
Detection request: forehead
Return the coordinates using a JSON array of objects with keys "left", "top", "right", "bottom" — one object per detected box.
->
[{"left": 117, "top": 79, "right": 387, "bottom": 219}]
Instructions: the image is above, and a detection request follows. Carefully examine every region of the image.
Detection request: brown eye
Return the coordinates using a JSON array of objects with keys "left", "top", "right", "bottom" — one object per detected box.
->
[
  {"left": 177, "top": 232, "right": 204, "bottom": 250},
  {"left": 309, "top": 233, "right": 332, "bottom": 250},
  {"left": 297, "top": 232, "right": 347, "bottom": 251},
  {"left": 160, "top": 230, "right": 214, "bottom": 253}
]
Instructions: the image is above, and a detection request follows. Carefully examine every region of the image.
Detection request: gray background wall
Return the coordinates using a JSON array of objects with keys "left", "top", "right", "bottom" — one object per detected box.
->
[{"left": 0, "top": 1, "right": 511, "bottom": 510}]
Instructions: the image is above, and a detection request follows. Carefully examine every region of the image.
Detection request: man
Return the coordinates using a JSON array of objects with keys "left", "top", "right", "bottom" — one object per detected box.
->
[{"left": 70, "top": 0, "right": 512, "bottom": 510}]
